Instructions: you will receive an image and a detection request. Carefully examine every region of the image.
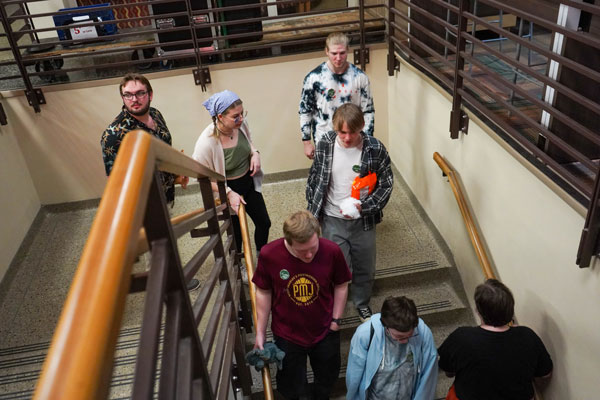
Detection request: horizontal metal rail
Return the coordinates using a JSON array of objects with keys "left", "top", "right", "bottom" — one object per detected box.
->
[
  {"left": 0, "top": 1, "right": 386, "bottom": 92},
  {"left": 390, "top": 0, "right": 600, "bottom": 200}
]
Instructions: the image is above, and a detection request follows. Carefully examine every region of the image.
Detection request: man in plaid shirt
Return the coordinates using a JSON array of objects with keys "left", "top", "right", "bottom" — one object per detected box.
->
[{"left": 306, "top": 103, "right": 393, "bottom": 322}]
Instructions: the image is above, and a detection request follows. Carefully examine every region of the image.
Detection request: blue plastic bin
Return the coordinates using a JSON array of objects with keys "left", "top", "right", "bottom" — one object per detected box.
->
[{"left": 53, "top": 3, "right": 117, "bottom": 41}]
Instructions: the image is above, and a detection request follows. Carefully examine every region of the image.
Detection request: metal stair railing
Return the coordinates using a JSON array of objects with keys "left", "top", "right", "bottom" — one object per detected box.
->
[
  {"left": 33, "top": 129, "right": 252, "bottom": 399},
  {"left": 433, "top": 151, "right": 494, "bottom": 279},
  {"left": 238, "top": 202, "right": 275, "bottom": 400},
  {"left": 433, "top": 151, "right": 544, "bottom": 400}
]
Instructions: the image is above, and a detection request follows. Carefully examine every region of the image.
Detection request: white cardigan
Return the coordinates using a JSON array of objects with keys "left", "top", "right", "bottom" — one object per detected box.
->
[{"left": 192, "top": 120, "right": 264, "bottom": 192}]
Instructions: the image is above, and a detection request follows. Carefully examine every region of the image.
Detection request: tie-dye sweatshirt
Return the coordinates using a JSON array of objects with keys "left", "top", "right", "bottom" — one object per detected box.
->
[{"left": 299, "top": 62, "right": 374, "bottom": 143}]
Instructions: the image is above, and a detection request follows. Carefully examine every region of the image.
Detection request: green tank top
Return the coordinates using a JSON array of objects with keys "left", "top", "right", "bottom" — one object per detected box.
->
[{"left": 223, "top": 130, "right": 251, "bottom": 178}]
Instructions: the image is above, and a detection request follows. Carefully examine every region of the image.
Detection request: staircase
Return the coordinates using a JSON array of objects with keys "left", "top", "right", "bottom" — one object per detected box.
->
[{"left": 0, "top": 169, "right": 474, "bottom": 399}]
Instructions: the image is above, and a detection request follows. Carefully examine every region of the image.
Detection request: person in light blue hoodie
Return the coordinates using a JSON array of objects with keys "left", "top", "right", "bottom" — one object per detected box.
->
[{"left": 346, "top": 296, "right": 438, "bottom": 400}]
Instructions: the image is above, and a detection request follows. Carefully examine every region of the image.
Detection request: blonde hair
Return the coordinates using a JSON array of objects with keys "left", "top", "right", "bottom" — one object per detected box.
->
[
  {"left": 332, "top": 103, "right": 365, "bottom": 133},
  {"left": 212, "top": 99, "right": 243, "bottom": 138},
  {"left": 325, "top": 32, "right": 350, "bottom": 51},
  {"left": 283, "top": 211, "right": 321, "bottom": 244}
]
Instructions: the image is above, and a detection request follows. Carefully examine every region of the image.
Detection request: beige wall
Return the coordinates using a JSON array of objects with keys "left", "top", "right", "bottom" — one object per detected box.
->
[
  {"left": 0, "top": 99, "right": 40, "bottom": 280},
  {"left": 2, "top": 47, "right": 389, "bottom": 204},
  {"left": 28, "top": 0, "right": 66, "bottom": 40},
  {"left": 6, "top": 43, "right": 598, "bottom": 397},
  {"left": 388, "top": 58, "right": 600, "bottom": 400}
]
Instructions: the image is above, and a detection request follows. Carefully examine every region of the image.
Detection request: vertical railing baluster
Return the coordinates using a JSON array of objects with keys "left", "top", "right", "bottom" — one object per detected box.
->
[
  {"left": 142, "top": 170, "right": 213, "bottom": 399},
  {"left": 197, "top": 177, "right": 237, "bottom": 397},
  {"left": 449, "top": 0, "right": 470, "bottom": 139},
  {"left": 387, "top": 0, "right": 396, "bottom": 76},
  {"left": 0, "top": 3, "right": 43, "bottom": 112},
  {"left": 359, "top": 0, "right": 366, "bottom": 71},
  {"left": 444, "top": 0, "right": 451, "bottom": 59},
  {"left": 577, "top": 169, "right": 600, "bottom": 268},
  {"left": 131, "top": 239, "right": 169, "bottom": 400},
  {"left": 183, "top": 0, "right": 206, "bottom": 90},
  {"left": 216, "top": 180, "right": 253, "bottom": 395}
]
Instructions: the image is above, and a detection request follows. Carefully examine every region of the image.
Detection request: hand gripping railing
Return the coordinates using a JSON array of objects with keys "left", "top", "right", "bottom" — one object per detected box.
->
[
  {"left": 238, "top": 202, "right": 275, "bottom": 400},
  {"left": 33, "top": 130, "right": 252, "bottom": 399}
]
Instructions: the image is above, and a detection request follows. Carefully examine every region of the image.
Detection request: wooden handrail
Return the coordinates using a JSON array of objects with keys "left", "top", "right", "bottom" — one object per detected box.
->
[
  {"left": 238, "top": 203, "right": 275, "bottom": 400},
  {"left": 33, "top": 130, "right": 227, "bottom": 399},
  {"left": 433, "top": 152, "right": 495, "bottom": 279},
  {"left": 433, "top": 152, "right": 546, "bottom": 400}
]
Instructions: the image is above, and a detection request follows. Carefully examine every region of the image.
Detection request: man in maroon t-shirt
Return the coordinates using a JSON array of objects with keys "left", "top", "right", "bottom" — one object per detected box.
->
[{"left": 253, "top": 210, "right": 352, "bottom": 399}]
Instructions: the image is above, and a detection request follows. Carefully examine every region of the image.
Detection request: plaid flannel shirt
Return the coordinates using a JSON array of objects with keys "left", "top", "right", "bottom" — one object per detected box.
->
[{"left": 306, "top": 131, "right": 393, "bottom": 231}]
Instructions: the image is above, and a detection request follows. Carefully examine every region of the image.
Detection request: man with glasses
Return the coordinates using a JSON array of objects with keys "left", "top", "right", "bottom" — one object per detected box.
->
[
  {"left": 101, "top": 73, "right": 188, "bottom": 202},
  {"left": 346, "top": 296, "right": 438, "bottom": 400},
  {"left": 101, "top": 73, "right": 197, "bottom": 290}
]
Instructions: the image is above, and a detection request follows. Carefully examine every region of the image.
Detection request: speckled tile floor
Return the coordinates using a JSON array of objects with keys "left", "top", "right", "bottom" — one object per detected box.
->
[{"left": 0, "top": 167, "right": 472, "bottom": 399}]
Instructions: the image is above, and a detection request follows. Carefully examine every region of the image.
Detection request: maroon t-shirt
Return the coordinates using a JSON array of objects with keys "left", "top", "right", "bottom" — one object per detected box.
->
[{"left": 252, "top": 238, "right": 352, "bottom": 347}]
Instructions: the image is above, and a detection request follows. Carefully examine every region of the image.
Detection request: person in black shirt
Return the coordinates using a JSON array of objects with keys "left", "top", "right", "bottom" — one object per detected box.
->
[{"left": 438, "top": 279, "right": 553, "bottom": 400}]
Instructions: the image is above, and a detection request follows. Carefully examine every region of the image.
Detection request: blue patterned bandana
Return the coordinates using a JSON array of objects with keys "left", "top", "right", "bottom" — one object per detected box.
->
[{"left": 203, "top": 90, "right": 240, "bottom": 117}]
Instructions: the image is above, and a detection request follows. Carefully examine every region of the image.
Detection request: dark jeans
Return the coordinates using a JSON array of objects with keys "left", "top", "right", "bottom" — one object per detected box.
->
[
  {"left": 227, "top": 171, "right": 271, "bottom": 253},
  {"left": 274, "top": 330, "right": 341, "bottom": 400}
]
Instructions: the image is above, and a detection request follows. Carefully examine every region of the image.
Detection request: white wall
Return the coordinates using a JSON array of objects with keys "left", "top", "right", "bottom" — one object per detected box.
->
[
  {"left": 0, "top": 98, "right": 40, "bottom": 281},
  {"left": 388, "top": 58, "right": 600, "bottom": 400},
  {"left": 28, "top": 0, "right": 66, "bottom": 40},
  {"left": 2, "top": 47, "right": 389, "bottom": 204}
]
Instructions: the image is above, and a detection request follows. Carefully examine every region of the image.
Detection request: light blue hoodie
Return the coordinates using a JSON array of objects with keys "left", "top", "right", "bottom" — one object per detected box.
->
[{"left": 346, "top": 314, "right": 438, "bottom": 400}]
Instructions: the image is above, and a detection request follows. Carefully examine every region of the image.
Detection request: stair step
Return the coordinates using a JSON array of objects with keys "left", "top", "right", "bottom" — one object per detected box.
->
[
  {"left": 374, "top": 260, "right": 442, "bottom": 279},
  {"left": 248, "top": 276, "right": 472, "bottom": 399},
  {"left": 0, "top": 325, "right": 162, "bottom": 400}
]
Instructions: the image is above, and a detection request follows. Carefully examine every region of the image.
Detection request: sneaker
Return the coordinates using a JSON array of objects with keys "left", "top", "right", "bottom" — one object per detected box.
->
[
  {"left": 240, "top": 264, "right": 249, "bottom": 285},
  {"left": 357, "top": 306, "right": 372, "bottom": 323},
  {"left": 187, "top": 278, "right": 200, "bottom": 291}
]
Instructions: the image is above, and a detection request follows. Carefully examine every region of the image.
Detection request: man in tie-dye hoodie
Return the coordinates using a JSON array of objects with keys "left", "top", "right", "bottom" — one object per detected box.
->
[{"left": 299, "top": 32, "right": 375, "bottom": 160}]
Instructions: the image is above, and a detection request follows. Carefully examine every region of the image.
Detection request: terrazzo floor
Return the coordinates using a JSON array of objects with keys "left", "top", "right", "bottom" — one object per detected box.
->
[
  {"left": 0, "top": 166, "right": 455, "bottom": 348},
  {"left": 0, "top": 167, "right": 468, "bottom": 399}
]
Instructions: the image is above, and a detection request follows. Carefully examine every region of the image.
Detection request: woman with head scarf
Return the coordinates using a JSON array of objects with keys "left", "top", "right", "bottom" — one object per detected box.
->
[{"left": 193, "top": 90, "right": 271, "bottom": 254}]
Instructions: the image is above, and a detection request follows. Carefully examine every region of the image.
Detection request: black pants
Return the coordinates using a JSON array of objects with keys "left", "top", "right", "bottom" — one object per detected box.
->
[
  {"left": 227, "top": 171, "right": 271, "bottom": 253},
  {"left": 273, "top": 330, "right": 341, "bottom": 400}
]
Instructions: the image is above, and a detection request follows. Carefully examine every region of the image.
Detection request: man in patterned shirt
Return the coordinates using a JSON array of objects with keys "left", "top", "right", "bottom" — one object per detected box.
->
[
  {"left": 299, "top": 32, "right": 375, "bottom": 160},
  {"left": 306, "top": 103, "right": 393, "bottom": 323},
  {"left": 101, "top": 73, "right": 187, "bottom": 203},
  {"left": 101, "top": 74, "right": 196, "bottom": 290}
]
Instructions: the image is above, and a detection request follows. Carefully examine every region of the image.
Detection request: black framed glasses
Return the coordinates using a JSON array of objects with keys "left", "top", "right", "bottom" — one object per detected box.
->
[{"left": 122, "top": 90, "right": 148, "bottom": 100}]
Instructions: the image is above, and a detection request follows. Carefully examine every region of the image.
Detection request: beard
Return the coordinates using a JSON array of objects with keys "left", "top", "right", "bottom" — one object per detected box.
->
[{"left": 126, "top": 101, "right": 150, "bottom": 116}]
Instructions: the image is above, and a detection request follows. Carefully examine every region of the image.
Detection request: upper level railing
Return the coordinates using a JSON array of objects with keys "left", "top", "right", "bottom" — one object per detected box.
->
[
  {"left": 33, "top": 130, "right": 254, "bottom": 399},
  {"left": 387, "top": 0, "right": 600, "bottom": 267},
  {"left": 0, "top": 0, "right": 386, "bottom": 113}
]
